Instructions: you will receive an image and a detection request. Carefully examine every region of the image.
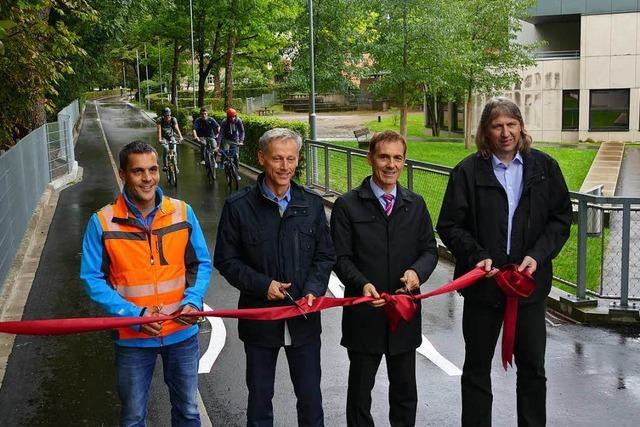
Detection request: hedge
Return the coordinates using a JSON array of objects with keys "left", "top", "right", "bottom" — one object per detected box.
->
[{"left": 187, "top": 109, "right": 309, "bottom": 176}]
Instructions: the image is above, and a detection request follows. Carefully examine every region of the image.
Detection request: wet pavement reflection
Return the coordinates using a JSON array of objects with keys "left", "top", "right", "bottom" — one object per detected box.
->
[{"left": 0, "top": 99, "right": 638, "bottom": 426}]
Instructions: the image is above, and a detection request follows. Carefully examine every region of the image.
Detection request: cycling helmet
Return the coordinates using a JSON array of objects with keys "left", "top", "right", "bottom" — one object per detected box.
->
[
  {"left": 226, "top": 108, "right": 237, "bottom": 119},
  {"left": 162, "top": 107, "right": 171, "bottom": 116}
]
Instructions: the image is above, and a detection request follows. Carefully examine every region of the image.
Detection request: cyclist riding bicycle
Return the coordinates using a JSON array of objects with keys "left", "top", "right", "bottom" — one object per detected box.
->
[
  {"left": 192, "top": 107, "right": 220, "bottom": 165},
  {"left": 156, "top": 107, "right": 184, "bottom": 171},
  {"left": 217, "top": 107, "right": 244, "bottom": 180}
]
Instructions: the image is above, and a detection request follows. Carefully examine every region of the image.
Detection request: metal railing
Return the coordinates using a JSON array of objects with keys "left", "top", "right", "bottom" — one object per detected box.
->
[
  {"left": 0, "top": 100, "right": 80, "bottom": 288},
  {"left": 303, "top": 140, "right": 451, "bottom": 231},
  {"left": 570, "top": 192, "right": 640, "bottom": 308},
  {"left": 303, "top": 140, "right": 640, "bottom": 308}
]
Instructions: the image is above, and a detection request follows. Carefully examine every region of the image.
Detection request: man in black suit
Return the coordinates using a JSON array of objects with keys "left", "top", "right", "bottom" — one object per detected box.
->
[{"left": 331, "top": 130, "right": 438, "bottom": 426}]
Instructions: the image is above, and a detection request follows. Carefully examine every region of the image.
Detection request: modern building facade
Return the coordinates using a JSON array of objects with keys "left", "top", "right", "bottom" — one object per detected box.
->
[{"left": 480, "top": 0, "right": 640, "bottom": 142}]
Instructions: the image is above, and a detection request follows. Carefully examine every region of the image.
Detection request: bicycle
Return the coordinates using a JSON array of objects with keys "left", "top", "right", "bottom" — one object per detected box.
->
[
  {"left": 163, "top": 138, "right": 180, "bottom": 187},
  {"left": 200, "top": 137, "right": 217, "bottom": 184},
  {"left": 220, "top": 141, "right": 242, "bottom": 192}
]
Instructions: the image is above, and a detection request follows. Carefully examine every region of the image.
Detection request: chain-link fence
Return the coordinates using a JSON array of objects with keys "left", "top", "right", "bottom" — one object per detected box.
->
[
  {"left": 302, "top": 140, "right": 640, "bottom": 307},
  {"left": 245, "top": 91, "right": 278, "bottom": 115}
]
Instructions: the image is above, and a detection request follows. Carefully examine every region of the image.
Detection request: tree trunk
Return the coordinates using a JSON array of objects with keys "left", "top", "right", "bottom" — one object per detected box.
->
[
  {"left": 171, "top": 40, "right": 180, "bottom": 108},
  {"left": 197, "top": 52, "right": 206, "bottom": 108},
  {"left": 214, "top": 68, "right": 222, "bottom": 98},
  {"left": 464, "top": 93, "right": 474, "bottom": 149},
  {"left": 224, "top": 29, "right": 236, "bottom": 110}
]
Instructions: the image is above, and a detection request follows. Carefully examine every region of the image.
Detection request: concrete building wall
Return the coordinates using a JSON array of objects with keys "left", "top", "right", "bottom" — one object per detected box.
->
[{"left": 580, "top": 12, "right": 640, "bottom": 141}]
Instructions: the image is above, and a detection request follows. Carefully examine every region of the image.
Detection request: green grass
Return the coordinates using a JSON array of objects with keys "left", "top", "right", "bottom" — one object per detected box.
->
[
  {"left": 326, "top": 140, "right": 594, "bottom": 192},
  {"left": 552, "top": 224, "right": 609, "bottom": 292},
  {"left": 366, "top": 112, "right": 464, "bottom": 140}
]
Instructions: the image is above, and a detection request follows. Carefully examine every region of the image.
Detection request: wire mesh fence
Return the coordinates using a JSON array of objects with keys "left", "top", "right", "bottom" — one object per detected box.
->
[{"left": 0, "top": 100, "right": 80, "bottom": 289}]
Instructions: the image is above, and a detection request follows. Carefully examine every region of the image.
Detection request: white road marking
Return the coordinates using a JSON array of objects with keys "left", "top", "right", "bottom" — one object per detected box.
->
[
  {"left": 198, "top": 302, "right": 227, "bottom": 374},
  {"left": 94, "top": 101, "right": 122, "bottom": 189},
  {"left": 328, "top": 274, "right": 462, "bottom": 376}
]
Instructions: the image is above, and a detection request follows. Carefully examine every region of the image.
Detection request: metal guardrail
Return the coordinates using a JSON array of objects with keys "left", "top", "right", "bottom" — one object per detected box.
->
[{"left": 303, "top": 140, "right": 640, "bottom": 308}]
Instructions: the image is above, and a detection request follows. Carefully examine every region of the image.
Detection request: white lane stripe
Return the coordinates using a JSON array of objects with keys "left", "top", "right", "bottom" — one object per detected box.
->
[
  {"left": 416, "top": 339, "right": 462, "bottom": 376},
  {"left": 328, "top": 273, "right": 462, "bottom": 376},
  {"left": 94, "top": 101, "right": 122, "bottom": 190},
  {"left": 198, "top": 302, "right": 226, "bottom": 374}
]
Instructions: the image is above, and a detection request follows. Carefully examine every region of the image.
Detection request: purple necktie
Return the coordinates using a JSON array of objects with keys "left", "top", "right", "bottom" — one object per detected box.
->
[{"left": 382, "top": 193, "right": 394, "bottom": 216}]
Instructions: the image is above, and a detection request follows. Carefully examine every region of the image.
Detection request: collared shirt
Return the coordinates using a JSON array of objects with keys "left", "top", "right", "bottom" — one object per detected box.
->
[
  {"left": 261, "top": 180, "right": 293, "bottom": 344},
  {"left": 261, "top": 180, "right": 292, "bottom": 215},
  {"left": 369, "top": 177, "right": 397, "bottom": 211},
  {"left": 122, "top": 186, "right": 163, "bottom": 230},
  {"left": 491, "top": 152, "right": 524, "bottom": 255}
]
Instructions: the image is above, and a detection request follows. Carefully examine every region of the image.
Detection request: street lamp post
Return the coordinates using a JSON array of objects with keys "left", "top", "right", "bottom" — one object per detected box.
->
[
  {"left": 158, "top": 38, "right": 163, "bottom": 95},
  {"left": 135, "top": 49, "right": 141, "bottom": 104},
  {"left": 189, "top": 0, "right": 196, "bottom": 108},
  {"left": 122, "top": 61, "right": 126, "bottom": 94},
  {"left": 144, "top": 42, "right": 151, "bottom": 110},
  {"left": 308, "top": 0, "right": 317, "bottom": 141}
]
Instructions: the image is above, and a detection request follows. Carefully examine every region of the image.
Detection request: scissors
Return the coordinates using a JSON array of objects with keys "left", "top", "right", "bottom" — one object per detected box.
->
[
  {"left": 283, "top": 289, "right": 308, "bottom": 320},
  {"left": 403, "top": 284, "right": 418, "bottom": 305}
]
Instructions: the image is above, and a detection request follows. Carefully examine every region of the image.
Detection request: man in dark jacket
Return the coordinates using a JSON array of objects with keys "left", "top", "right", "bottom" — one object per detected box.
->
[
  {"left": 331, "top": 130, "right": 438, "bottom": 427},
  {"left": 437, "top": 97, "right": 572, "bottom": 427},
  {"left": 214, "top": 128, "right": 335, "bottom": 427}
]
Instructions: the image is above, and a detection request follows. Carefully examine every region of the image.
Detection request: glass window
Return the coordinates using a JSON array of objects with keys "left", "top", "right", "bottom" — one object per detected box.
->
[
  {"left": 562, "top": 90, "right": 579, "bottom": 130},
  {"left": 589, "top": 89, "right": 630, "bottom": 131}
]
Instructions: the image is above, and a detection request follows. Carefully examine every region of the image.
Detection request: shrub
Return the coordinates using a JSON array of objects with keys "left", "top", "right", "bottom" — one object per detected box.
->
[{"left": 207, "top": 111, "right": 308, "bottom": 176}]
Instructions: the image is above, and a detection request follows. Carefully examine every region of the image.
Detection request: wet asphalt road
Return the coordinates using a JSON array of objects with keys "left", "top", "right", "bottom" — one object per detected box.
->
[{"left": 0, "top": 99, "right": 639, "bottom": 426}]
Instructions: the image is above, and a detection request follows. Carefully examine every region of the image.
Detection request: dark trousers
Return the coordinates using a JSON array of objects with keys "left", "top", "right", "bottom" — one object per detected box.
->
[
  {"left": 346, "top": 349, "right": 417, "bottom": 427},
  {"left": 461, "top": 299, "right": 547, "bottom": 427},
  {"left": 244, "top": 338, "right": 323, "bottom": 427}
]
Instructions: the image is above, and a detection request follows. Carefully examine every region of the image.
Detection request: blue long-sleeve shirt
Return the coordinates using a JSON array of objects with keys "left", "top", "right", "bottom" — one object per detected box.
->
[{"left": 80, "top": 187, "right": 212, "bottom": 347}]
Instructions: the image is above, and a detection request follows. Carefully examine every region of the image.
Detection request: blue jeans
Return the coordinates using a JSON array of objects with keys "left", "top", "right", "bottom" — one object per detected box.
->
[{"left": 115, "top": 334, "right": 200, "bottom": 427}]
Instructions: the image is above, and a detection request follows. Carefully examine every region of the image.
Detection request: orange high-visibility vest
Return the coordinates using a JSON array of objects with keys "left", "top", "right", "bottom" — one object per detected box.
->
[{"left": 96, "top": 194, "right": 191, "bottom": 341}]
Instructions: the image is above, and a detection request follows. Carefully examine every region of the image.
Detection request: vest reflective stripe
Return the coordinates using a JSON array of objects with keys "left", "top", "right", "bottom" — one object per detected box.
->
[
  {"left": 116, "top": 284, "right": 155, "bottom": 298},
  {"left": 157, "top": 276, "right": 185, "bottom": 294},
  {"left": 96, "top": 195, "right": 191, "bottom": 341}
]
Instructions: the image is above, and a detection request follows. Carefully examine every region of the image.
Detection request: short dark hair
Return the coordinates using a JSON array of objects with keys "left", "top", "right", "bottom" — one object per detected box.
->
[
  {"left": 368, "top": 130, "right": 407, "bottom": 156},
  {"left": 200, "top": 107, "right": 207, "bottom": 113},
  {"left": 119, "top": 140, "right": 158, "bottom": 170},
  {"left": 475, "top": 97, "right": 532, "bottom": 158}
]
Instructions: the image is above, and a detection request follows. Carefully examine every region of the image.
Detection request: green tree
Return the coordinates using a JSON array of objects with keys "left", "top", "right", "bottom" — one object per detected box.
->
[
  {"left": 283, "top": 0, "right": 372, "bottom": 95},
  {"left": 0, "top": 0, "right": 89, "bottom": 145},
  {"left": 452, "top": 0, "right": 537, "bottom": 148}
]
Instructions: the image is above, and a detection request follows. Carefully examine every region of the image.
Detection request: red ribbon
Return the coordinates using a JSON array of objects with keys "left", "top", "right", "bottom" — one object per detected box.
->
[
  {"left": 0, "top": 266, "right": 534, "bottom": 370},
  {"left": 493, "top": 264, "right": 536, "bottom": 370}
]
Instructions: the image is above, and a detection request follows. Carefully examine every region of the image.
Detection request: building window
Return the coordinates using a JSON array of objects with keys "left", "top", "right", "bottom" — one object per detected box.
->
[
  {"left": 206, "top": 75, "right": 214, "bottom": 85},
  {"left": 562, "top": 90, "right": 579, "bottom": 130},
  {"left": 589, "top": 89, "right": 630, "bottom": 131}
]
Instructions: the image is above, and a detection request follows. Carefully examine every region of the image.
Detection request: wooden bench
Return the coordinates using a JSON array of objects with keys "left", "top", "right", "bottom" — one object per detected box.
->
[{"left": 353, "top": 128, "right": 370, "bottom": 149}]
